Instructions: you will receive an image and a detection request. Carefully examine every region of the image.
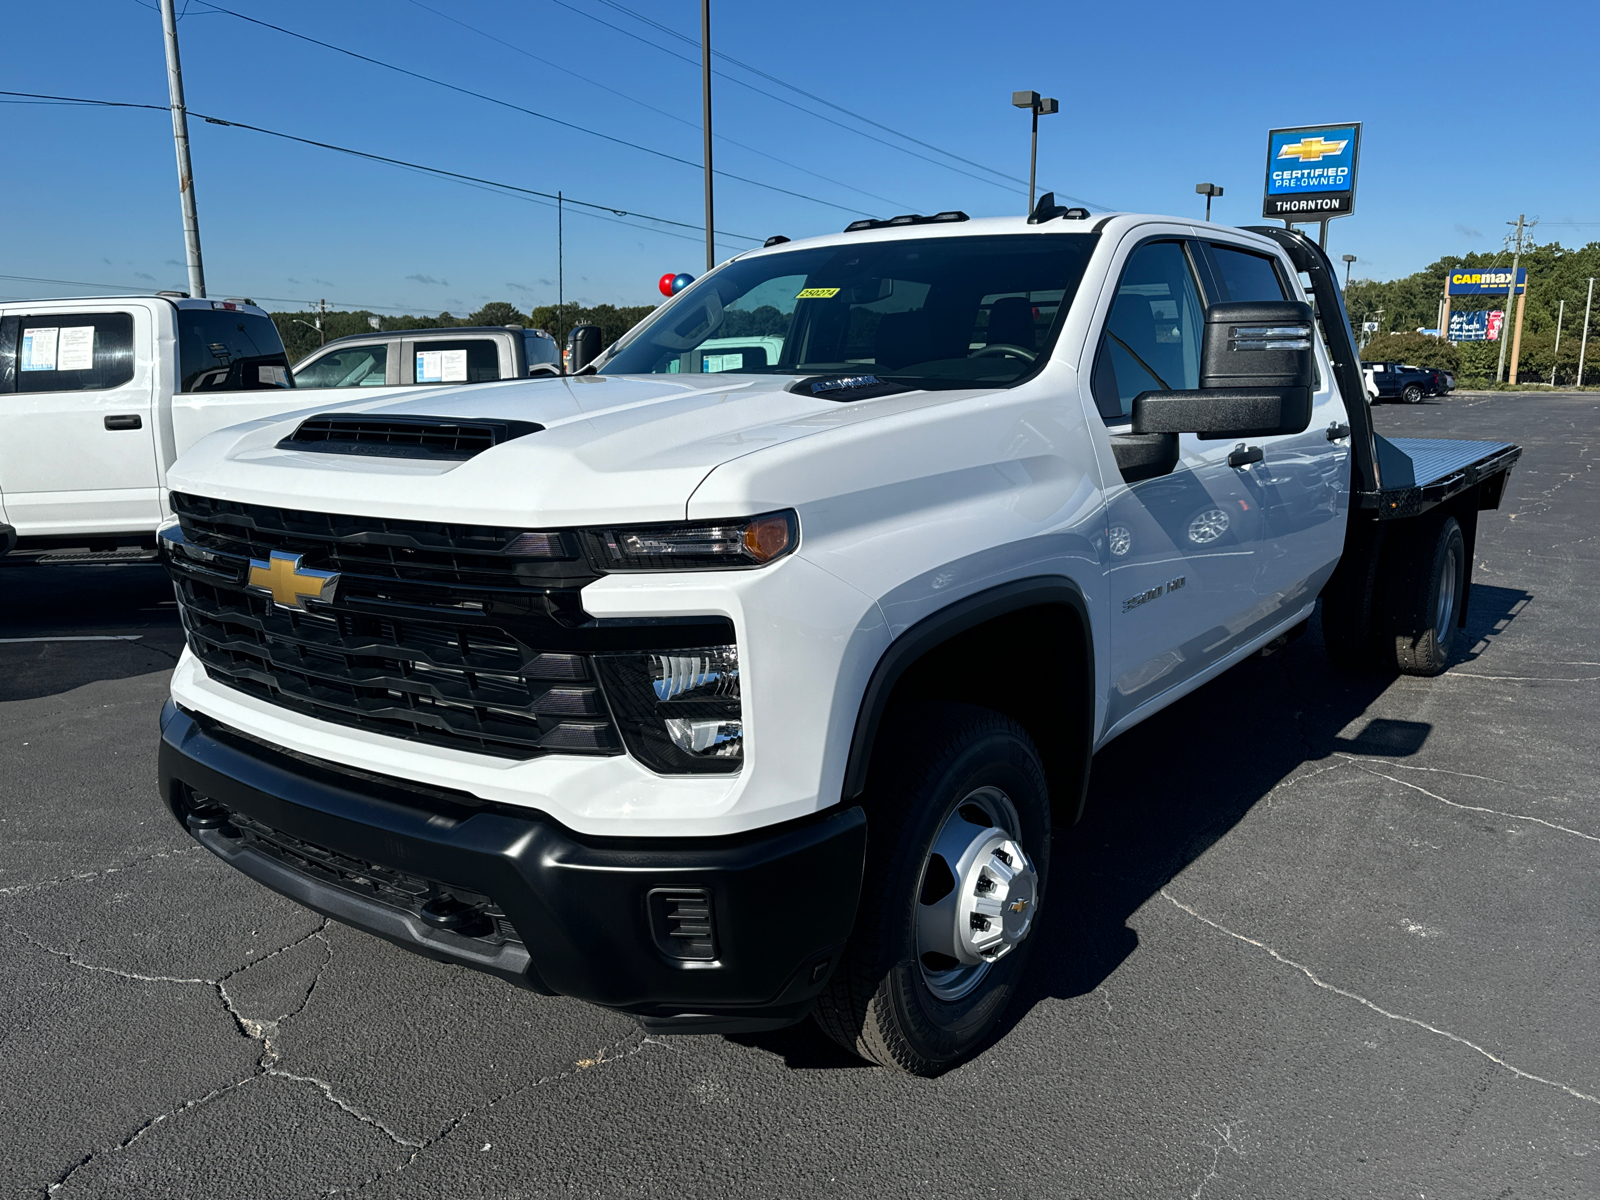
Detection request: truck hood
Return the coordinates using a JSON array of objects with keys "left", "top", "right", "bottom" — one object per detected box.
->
[{"left": 166, "top": 373, "right": 981, "bottom": 526}]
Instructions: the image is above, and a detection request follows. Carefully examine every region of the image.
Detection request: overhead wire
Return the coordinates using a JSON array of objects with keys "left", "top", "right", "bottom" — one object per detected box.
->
[
  {"left": 0, "top": 90, "right": 762, "bottom": 249},
  {"left": 403, "top": 0, "right": 914, "bottom": 212},
  {"left": 172, "top": 0, "right": 876, "bottom": 218}
]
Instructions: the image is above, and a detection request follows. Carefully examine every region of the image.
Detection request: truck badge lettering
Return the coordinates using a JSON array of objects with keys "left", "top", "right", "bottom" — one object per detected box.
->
[
  {"left": 246, "top": 551, "right": 340, "bottom": 611},
  {"left": 1122, "top": 576, "right": 1186, "bottom": 613}
]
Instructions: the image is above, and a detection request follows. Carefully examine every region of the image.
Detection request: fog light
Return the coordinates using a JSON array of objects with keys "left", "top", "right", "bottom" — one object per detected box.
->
[
  {"left": 664, "top": 717, "right": 743, "bottom": 757},
  {"left": 651, "top": 646, "right": 738, "bottom": 701}
]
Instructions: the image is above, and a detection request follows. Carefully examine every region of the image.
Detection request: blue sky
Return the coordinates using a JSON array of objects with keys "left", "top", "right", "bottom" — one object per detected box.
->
[{"left": 4, "top": 0, "right": 1597, "bottom": 314}]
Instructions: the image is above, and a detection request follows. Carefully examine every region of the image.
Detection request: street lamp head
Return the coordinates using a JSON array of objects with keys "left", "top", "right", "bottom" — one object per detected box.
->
[
  {"left": 1194, "top": 182, "right": 1223, "bottom": 197},
  {"left": 1038, "top": 97, "right": 1059, "bottom": 116},
  {"left": 1342, "top": 254, "right": 1357, "bottom": 264},
  {"left": 1012, "top": 90, "right": 1040, "bottom": 109}
]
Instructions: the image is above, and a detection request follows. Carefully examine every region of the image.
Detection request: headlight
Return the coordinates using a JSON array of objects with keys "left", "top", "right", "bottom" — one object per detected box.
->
[
  {"left": 596, "top": 643, "right": 743, "bottom": 773},
  {"left": 588, "top": 511, "right": 796, "bottom": 571}
]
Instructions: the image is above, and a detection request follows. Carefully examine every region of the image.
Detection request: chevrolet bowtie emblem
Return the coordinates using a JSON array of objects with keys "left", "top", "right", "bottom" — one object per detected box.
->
[
  {"left": 1009, "top": 898, "right": 1030, "bottom": 914},
  {"left": 246, "top": 551, "right": 339, "bottom": 611},
  {"left": 1276, "top": 135, "right": 1348, "bottom": 163}
]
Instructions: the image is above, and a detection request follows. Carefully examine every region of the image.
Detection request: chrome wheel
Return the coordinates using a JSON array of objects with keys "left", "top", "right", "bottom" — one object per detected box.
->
[
  {"left": 915, "top": 786, "right": 1039, "bottom": 1003},
  {"left": 1435, "top": 542, "right": 1459, "bottom": 641}
]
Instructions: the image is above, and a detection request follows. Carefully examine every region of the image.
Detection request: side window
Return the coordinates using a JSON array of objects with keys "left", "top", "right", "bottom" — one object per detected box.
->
[
  {"left": 12, "top": 312, "right": 135, "bottom": 393},
  {"left": 523, "top": 331, "right": 560, "bottom": 367},
  {"left": 294, "top": 344, "right": 389, "bottom": 388},
  {"left": 414, "top": 339, "right": 500, "bottom": 384},
  {"left": 1091, "top": 241, "right": 1204, "bottom": 422},
  {"left": 1209, "top": 245, "right": 1288, "bottom": 302}
]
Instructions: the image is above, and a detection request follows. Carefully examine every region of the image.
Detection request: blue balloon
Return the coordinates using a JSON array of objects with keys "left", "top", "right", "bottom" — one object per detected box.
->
[{"left": 670, "top": 272, "right": 695, "bottom": 295}]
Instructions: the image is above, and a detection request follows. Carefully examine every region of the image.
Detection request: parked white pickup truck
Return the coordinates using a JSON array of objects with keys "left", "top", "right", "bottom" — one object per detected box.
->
[
  {"left": 0, "top": 295, "right": 308, "bottom": 562},
  {"left": 155, "top": 206, "right": 1519, "bottom": 1075}
]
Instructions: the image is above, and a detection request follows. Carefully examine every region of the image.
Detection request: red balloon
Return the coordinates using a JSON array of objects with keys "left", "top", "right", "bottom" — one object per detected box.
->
[{"left": 658, "top": 273, "right": 677, "bottom": 297}]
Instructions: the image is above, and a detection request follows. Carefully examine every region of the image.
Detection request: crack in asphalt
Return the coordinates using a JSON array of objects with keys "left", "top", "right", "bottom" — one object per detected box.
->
[
  {"left": 1189, "top": 1120, "right": 1245, "bottom": 1200},
  {"left": 1159, "top": 890, "right": 1600, "bottom": 1109},
  {"left": 15, "top": 919, "right": 401, "bottom": 1196},
  {"left": 0, "top": 845, "right": 205, "bottom": 898},
  {"left": 1342, "top": 758, "right": 1600, "bottom": 844}
]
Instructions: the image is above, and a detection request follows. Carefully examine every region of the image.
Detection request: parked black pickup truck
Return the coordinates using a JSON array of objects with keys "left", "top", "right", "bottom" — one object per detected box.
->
[{"left": 1363, "top": 360, "right": 1454, "bottom": 404}]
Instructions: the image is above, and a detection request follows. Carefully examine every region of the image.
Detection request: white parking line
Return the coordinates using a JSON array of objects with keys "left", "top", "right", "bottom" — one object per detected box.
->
[{"left": 0, "top": 635, "right": 144, "bottom": 643}]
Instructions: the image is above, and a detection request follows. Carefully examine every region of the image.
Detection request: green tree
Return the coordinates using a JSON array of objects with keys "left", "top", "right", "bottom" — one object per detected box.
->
[
  {"left": 1359, "top": 332, "right": 1459, "bottom": 372},
  {"left": 467, "top": 301, "right": 528, "bottom": 327}
]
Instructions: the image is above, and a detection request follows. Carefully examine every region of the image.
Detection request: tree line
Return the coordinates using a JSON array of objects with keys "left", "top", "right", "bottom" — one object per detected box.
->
[
  {"left": 1346, "top": 239, "right": 1600, "bottom": 385},
  {"left": 269, "top": 300, "right": 657, "bottom": 366}
]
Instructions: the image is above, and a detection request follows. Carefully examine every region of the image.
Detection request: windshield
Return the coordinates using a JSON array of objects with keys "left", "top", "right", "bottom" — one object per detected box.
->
[{"left": 602, "top": 233, "right": 1098, "bottom": 388}]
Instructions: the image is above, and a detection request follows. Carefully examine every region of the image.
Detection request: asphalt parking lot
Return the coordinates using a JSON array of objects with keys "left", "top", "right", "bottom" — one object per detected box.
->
[{"left": 2, "top": 389, "right": 1596, "bottom": 1199}]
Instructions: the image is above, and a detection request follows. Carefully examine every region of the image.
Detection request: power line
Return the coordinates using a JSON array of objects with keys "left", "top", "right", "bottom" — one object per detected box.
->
[
  {"left": 174, "top": 0, "right": 876, "bottom": 218},
  {"left": 403, "top": 0, "right": 914, "bottom": 212},
  {"left": 556, "top": 0, "right": 1111, "bottom": 211},
  {"left": 0, "top": 90, "right": 761, "bottom": 246},
  {"left": 0, "top": 270, "right": 419, "bottom": 312}
]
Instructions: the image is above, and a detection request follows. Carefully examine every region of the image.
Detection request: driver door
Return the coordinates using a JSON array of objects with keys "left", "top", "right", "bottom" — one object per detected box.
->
[{"left": 1087, "top": 239, "right": 1268, "bottom": 733}]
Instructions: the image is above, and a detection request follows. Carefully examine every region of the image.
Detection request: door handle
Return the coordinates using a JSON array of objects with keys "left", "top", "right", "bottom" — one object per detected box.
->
[
  {"left": 1326, "top": 422, "right": 1350, "bottom": 441},
  {"left": 1228, "top": 444, "right": 1263, "bottom": 469},
  {"left": 104, "top": 414, "right": 143, "bottom": 431}
]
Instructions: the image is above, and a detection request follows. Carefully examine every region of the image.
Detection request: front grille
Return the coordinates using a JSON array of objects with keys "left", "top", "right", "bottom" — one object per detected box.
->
[
  {"left": 175, "top": 573, "right": 618, "bottom": 759},
  {"left": 193, "top": 794, "right": 521, "bottom": 948},
  {"left": 278, "top": 414, "right": 543, "bottom": 461},
  {"left": 169, "top": 491, "right": 595, "bottom": 594}
]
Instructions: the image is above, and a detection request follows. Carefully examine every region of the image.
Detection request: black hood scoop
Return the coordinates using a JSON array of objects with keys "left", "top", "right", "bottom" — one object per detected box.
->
[{"left": 278, "top": 414, "right": 544, "bottom": 461}]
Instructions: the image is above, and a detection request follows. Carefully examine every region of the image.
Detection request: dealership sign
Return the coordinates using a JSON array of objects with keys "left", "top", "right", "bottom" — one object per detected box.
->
[
  {"left": 1263, "top": 123, "right": 1362, "bottom": 218},
  {"left": 1448, "top": 310, "right": 1505, "bottom": 341},
  {"left": 1448, "top": 268, "right": 1527, "bottom": 296}
]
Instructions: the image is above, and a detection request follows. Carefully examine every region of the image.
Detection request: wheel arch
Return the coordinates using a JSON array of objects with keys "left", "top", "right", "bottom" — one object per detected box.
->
[{"left": 842, "top": 577, "right": 1095, "bottom": 827}]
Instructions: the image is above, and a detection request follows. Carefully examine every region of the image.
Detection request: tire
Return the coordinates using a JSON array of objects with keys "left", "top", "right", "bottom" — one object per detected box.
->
[
  {"left": 1386, "top": 515, "right": 1465, "bottom": 675},
  {"left": 1402, "top": 383, "right": 1424, "bottom": 404},
  {"left": 812, "top": 703, "right": 1051, "bottom": 1076}
]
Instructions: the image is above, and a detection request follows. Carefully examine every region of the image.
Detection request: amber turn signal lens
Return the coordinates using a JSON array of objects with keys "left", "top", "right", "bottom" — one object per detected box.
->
[{"left": 742, "top": 514, "right": 793, "bottom": 562}]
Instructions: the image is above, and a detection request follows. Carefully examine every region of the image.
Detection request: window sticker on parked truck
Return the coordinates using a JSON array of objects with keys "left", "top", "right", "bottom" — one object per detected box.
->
[
  {"left": 795, "top": 287, "right": 840, "bottom": 299},
  {"left": 57, "top": 326, "right": 95, "bottom": 371},
  {"left": 416, "top": 349, "right": 468, "bottom": 383},
  {"left": 20, "top": 326, "right": 58, "bottom": 371}
]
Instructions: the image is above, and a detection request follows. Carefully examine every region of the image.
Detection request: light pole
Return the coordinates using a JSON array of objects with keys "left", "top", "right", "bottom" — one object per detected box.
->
[
  {"left": 1195, "top": 182, "right": 1223, "bottom": 222},
  {"left": 700, "top": 0, "right": 715, "bottom": 273},
  {"left": 1580, "top": 277, "right": 1595, "bottom": 389},
  {"left": 1341, "top": 253, "right": 1357, "bottom": 291},
  {"left": 1011, "top": 90, "right": 1058, "bottom": 213},
  {"left": 1551, "top": 298, "right": 1564, "bottom": 386}
]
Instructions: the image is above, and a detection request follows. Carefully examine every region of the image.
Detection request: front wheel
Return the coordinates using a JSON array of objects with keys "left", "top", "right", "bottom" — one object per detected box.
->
[
  {"left": 1402, "top": 383, "right": 1424, "bottom": 404},
  {"left": 812, "top": 703, "right": 1051, "bottom": 1075}
]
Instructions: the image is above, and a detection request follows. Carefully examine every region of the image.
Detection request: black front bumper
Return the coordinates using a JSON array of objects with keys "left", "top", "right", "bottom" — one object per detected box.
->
[{"left": 158, "top": 702, "right": 866, "bottom": 1032}]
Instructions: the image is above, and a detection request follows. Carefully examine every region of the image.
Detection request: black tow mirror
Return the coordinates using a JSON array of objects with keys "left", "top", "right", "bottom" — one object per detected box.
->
[
  {"left": 565, "top": 324, "right": 602, "bottom": 373},
  {"left": 1131, "top": 301, "right": 1315, "bottom": 440}
]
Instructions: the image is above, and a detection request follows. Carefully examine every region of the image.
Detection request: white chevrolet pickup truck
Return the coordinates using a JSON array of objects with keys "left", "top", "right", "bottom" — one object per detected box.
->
[{"left": 155, "top": 206, "right": 1519, "bottom": 1075}]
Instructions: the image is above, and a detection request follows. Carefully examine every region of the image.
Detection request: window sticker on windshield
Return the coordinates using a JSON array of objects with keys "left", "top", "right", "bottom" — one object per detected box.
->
[
  {"left": 795, "top": 287, "right": 840, "bottom": 300},
  {"left": 258, "top": 365, "right": 288, "bottom": 387},
  {"left": 20, "top": 327, "right": 59, "bottom": 371},
  {"left": 57, "top": 326, "right": 95, "bottom": 371},
  {"left": 416, "top": 349, "right": 468, "bottom": 383}
]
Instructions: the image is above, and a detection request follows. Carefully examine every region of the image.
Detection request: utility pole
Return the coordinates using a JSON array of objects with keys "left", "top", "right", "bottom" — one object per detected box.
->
[
  {"left": 557, "top": 190, "right": 564, "bottom": 317},
  {"left": 1580, "top": 277, "right": 1595, "bottom": 389},
  {"left": 1551, "top": 298, "right": 1564, "bottom": 386},
  {"left": 159, "top": 0, "right": 205, "bottom": 298},
  {"left": 1495, "top": 214, "right": 1525, "bottom": 384},
  {"left": 700, "top": 0, "right": 715, "bottom": 274}
]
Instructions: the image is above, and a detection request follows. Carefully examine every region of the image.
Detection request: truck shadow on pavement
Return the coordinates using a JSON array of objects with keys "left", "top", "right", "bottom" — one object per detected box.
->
[
  {"left": 740, "top": 582, "right": 1534, "bottom": 1070},
  {"left": 0, "top": 564, "right": 184, "bottom": 703}
]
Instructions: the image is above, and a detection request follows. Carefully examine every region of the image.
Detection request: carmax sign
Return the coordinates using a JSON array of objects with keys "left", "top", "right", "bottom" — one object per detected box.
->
[{"left": 1448, "top": 268, "right": 1527, "bottom": 296}]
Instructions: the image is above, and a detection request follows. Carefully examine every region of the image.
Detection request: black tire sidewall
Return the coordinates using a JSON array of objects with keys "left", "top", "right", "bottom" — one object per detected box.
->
[
  {"left": 1403, "top": 384, "right": 1423, "bottom": 404},
  {"left": 862, "top": 709, "right": 1051, "bottom": 1070}
]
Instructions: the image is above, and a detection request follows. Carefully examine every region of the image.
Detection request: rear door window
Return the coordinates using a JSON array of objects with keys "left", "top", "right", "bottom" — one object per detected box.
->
[
  {"left": 8, "top": 313, "right": 135, "bottom": 393},
  {"left": 1209, "top": 244, "right": 1288, "bottom": 302},
  {"left": 414, "top": 339, "right": 500, "bottom": 383},
  {"left": 177, "top": 310, "right": 293, "bottom": 392},
  {"left": 295, "top": 344, "right": 389, "bottom": 388},
  {"left": 523, "top": 331, "right": 560, "bottom": 367}
]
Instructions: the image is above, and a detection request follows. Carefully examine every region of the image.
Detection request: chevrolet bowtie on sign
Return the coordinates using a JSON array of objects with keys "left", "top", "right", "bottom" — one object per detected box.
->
[
  {"left": 246, "top": 551, "right": 340, "bottom": 611},
  {"left": 1262, "top": 122, "right": 1362, "bottom": 219}
]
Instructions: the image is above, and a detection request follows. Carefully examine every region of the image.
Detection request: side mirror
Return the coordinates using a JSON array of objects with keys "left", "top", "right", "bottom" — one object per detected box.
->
[
  {"left": 1131, "top": 301, "right": 1315, "bottom": 440},
  {"left": 566, "top": 324, "right": 603, "bottom": 373}
]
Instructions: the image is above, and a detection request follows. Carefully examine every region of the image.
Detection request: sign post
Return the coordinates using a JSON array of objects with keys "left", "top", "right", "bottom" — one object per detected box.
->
[{"left": 1262, "top": 123, "right": 1361, "bottom": 248}]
